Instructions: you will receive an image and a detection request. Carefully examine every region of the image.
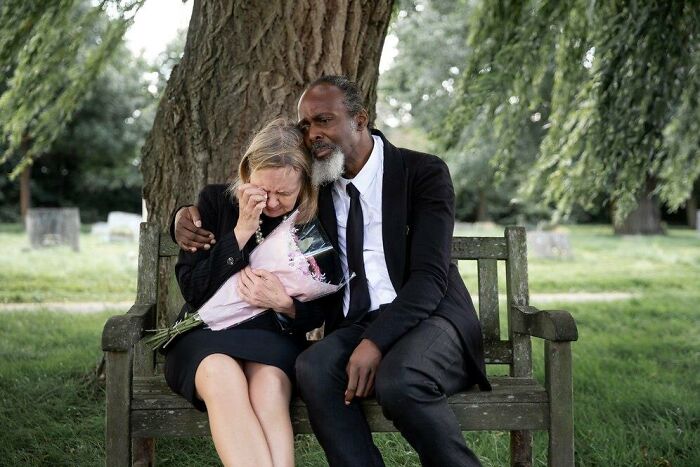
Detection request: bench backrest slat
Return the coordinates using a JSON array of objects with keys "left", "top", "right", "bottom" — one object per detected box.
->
[
  {"left": 477, "top": 258, "right": 500, "bottom": 342},
  {"left": 505, "top": 227, "right": 532, "bottom": 377},
  {"left": 136, "top": 224, "right": 160, "bottom": 304}
]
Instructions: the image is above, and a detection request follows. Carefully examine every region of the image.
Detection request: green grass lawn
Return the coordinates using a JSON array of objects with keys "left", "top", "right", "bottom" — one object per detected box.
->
[
  {"left": 0, "top": 224, "right": 698, "bottom": 465},
  {"left": 0, "top": 224, "right": 137, "bottom": 303}
]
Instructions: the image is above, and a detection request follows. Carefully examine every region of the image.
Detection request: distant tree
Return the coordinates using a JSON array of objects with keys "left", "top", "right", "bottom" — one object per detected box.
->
[
  {"left": 442, "top": 0, "right": 700, "bottom": 234},
  {"left": 36, "top": 46, "right": 159, "bottom": 222},
  {"left": 378, "top": 0, "right": 550, "bottom": 223},
  {"left": 0, "top": 42, "right": 161, "bottom": 222},
  {"left": 0, "top": 0, "right": 145, "bottom": 218},
  {"left": 379, "top": 0, "right": 471, "bottom": 134}
]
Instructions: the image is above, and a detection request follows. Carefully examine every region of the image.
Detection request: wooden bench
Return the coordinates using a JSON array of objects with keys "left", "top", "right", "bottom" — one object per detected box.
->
[{"left": 102, "top": 224, "right": 578, "bottom": 466}]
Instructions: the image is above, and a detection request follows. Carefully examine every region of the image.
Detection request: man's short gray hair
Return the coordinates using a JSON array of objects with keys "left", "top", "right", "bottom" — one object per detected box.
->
[{"left": 306, "top": 75, "right": 366, "bottom": 118}]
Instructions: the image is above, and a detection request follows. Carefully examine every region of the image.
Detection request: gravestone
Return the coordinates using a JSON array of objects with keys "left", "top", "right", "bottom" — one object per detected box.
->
[
  {"left": 696, "top": 210, "right": 700, "bottom": 233},
  {"left": 26, "top": 208, "right": 80, "bottom": 252},
  {"left": 527, "top": 230, "right": 573, "bottom": 259},
  {"left": 107, "top": 211, "right": 142, "bottom": 242},
  {"left": 91, "top": 222, "right": 110, "bottom": 242}
]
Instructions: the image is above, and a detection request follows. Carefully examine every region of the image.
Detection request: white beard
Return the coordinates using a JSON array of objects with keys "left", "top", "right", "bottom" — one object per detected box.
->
[{"left": 312, "top": 148, "right": 345, "bottom": 186}]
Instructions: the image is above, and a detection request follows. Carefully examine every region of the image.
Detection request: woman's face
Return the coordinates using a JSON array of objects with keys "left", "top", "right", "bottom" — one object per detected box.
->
[{"left": 249, "top": 166, "right": 303, "bottom": 218}]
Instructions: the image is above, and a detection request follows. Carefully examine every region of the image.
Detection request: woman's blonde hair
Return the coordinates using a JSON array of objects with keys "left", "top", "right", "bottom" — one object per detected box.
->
[{"left": 228, "top": 118, "right": 317, "bottom": 223}]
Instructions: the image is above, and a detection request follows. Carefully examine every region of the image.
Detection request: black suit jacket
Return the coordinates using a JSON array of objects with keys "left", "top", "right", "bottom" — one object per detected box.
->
[{"left": 317, "top": 130, "right": 490, "bottom": 390}]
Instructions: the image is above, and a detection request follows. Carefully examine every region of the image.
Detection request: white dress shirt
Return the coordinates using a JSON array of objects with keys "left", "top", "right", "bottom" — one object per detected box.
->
[{"left": 332, "top": 135, "right": 397, "bottom": 316}]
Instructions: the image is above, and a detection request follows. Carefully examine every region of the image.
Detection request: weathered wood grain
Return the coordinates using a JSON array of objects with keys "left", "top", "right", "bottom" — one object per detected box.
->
[
  {"left": 131, "top": 376, "right": 548, "bottom": 437},
  {"left": 512, "top": 305, "right": 578, "bottom": 342},
  {"left": 478, "top": 258, "right": 500, "bottom": 341},
  {"left": 105, "top": 352, "right": 132, "bottom": 467},
  {"left": 505, "top": 226, "right": 534, "bottom": 466},
  {"left": 545, "top": 341, "right": 575, "bottom": 467}
]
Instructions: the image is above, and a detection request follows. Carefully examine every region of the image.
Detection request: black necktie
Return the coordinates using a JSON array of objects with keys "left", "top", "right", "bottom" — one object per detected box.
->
[{"left": 346, "top": 183, "right": 370, "bottom": 319}]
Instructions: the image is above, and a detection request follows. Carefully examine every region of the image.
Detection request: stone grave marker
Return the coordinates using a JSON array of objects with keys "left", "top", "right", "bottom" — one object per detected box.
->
[
  {"left": 107, "top": 211, "right": 142, "bottom": 242},
  {"left": 26, "top": 207, "right": 80, "bottom": 251},
  {"left": 527, "top": 229, "right": 573, "bottom": 259}
]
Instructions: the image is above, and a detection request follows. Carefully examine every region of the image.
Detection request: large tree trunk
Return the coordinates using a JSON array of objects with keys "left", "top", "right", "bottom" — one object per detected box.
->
[
  {"left": 614, "top": 178, "right": 665, "bottom": 235},
  {"left": 141, "top": 0, "right": 394, "bottom": 228}
]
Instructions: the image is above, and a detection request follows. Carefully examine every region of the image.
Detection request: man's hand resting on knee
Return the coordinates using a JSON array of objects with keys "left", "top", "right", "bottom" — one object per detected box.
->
[
  {"left": 344, "top": 338, "right": 382, "bottom": 405},
  {"left": 174, "top": 206, "right": 216, "bottom": 252}
]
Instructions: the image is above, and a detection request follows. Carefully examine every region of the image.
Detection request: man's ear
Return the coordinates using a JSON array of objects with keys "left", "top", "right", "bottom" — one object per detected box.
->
[{"left": 354, "top": 110, "right": 369, "bottom": 131}]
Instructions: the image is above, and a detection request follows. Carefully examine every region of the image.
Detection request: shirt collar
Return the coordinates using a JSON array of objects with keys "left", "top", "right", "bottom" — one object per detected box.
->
[{"left": 335, "top": 135, "right": 383, "bottom": 197}]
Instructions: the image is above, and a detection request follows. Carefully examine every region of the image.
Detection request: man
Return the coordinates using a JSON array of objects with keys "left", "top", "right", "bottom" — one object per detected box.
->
[{"left": 173, "top": 76, "right": 490, "bottom": 467}]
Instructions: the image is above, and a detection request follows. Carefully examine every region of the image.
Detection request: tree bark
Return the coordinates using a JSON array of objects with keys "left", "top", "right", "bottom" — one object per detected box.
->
[
  {"left": 686, "top": 185, "right": 698, "bottom": 229},
  {"left": 20, "top": 165, "right": 30, "bottom": 222},
  {"left": 614, "top": 178, "right": 665, "bottom": 235},
  {"left": 141, "top": 0, "right": 394, "bottom": 228},
  {"left": 475, "top": 188, "right": 490, "bottom": 222}
]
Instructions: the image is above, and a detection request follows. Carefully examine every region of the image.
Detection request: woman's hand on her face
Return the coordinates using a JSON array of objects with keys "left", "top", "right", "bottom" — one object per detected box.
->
[
  {"left": 233, "top": 183, "right": 267, "bottom": 248},
  {"left": 237, "top": 267, "right": 295, "bottom": 317}
]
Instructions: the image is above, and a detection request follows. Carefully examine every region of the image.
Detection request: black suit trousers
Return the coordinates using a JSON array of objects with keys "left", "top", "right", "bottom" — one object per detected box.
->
[{"left": 295, "top": 315, "right": 482, "bottom": 467}]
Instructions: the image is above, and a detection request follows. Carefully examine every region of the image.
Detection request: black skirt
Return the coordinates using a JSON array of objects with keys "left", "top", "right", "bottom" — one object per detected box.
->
[{"left": 164, "top": 310, "right": 308, "bottom": 412}]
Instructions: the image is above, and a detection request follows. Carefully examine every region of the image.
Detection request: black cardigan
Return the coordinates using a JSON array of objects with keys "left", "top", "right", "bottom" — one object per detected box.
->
[{"left": 173, "top": 184, "right": 326, "bottom": 334}]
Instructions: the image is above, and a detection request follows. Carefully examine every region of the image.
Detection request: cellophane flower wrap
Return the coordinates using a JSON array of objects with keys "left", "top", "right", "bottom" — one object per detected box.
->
[{"left": 145, "top": 210, "right": 345, "bottom": 349}]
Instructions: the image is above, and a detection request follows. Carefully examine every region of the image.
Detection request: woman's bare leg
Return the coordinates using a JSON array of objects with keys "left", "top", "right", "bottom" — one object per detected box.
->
[
  {"left": 195, "top": 354, "right": 273, "bottom": 467},
  {"left": 243, "top": 362, "right": 294, "bottom": 467}
]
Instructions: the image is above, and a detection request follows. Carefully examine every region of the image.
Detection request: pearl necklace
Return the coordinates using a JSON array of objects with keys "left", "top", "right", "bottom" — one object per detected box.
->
[
  {"left": 254, "top": 214, "right": 288, "bottom": 244},
  {"left": 254, "top": 219, "right": 264, "bottom": 244}
]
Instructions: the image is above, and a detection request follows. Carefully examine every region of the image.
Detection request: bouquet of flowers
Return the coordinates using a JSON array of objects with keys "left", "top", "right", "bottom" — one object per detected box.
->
[{"left": 145, "top": 210, "right": 347, "bottom": 350}]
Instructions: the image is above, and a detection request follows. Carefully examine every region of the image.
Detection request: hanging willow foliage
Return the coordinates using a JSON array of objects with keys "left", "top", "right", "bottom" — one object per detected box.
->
[
  {"left": 441, "top": 0, "right": 700, "bottom": 222},
  {"left": 0, "top": 0, "right": 145, "bottom": 179}
]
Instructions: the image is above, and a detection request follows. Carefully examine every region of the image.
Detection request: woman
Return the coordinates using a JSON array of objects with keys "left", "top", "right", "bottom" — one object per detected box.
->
[{"left": 164, "top": 118, "right": 323, "bottom": 467}]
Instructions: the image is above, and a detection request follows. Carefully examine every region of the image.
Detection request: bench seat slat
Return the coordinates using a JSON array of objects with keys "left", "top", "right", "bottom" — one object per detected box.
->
[
  {"left": 133, "top": 403, "right": 548, "bottom": 437},
  {"left": 131, "top": 376, "right": 548, "bottom": 436}
]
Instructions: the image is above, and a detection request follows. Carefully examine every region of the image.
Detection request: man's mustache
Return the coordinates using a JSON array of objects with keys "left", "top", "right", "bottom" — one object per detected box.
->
[{"left": 310, "top": 141, "right": 337, "bottom": 154}]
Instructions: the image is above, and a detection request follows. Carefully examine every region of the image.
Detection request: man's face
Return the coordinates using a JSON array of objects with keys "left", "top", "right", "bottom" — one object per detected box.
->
[{"left": 297, "top": 84, "right": 362, "bottom": 163}]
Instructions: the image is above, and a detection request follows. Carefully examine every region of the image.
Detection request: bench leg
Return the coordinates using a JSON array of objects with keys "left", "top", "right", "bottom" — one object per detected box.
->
[
  {"left": 133, "top": 438, "right": 155, "bottom": 466},
  {"left": 545, "top": 341, "right": 574, "bottom": 467},
  {"left": 105, "top": 351, "right": 132, "bottom": 467},
  {"left": 510, "top": 430, "right": 532, "bottom": 467}
]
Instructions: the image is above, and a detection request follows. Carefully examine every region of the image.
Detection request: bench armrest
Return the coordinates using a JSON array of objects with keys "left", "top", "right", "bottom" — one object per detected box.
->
[
  {"left": 102, "top": 303, "right": 156, "bottom": 352},
  {"left": 511, "top": 305, "right": 578, "bottom": 342}
]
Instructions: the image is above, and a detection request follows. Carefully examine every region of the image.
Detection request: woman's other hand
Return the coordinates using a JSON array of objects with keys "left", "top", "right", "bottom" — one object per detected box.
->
[
  {"left": 238, "top": 267, "right": 295, "bottom": 318},
  {"left": 233, "top": 184, "right": 267, "bottom": 248}
]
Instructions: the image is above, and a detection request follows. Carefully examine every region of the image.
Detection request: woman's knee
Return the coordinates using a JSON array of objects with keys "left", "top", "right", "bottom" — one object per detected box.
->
[
  {"left": 195, "top": 354, "right": 245, "bottom": 399},
  {"left": 246, "top": 364, "right": 291, "bottom": 402}
]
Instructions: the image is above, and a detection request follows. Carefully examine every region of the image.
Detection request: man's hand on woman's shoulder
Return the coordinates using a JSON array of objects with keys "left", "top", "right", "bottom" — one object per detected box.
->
[{"left": 175, "top": 206, "right": 216, "bottom": 252}]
